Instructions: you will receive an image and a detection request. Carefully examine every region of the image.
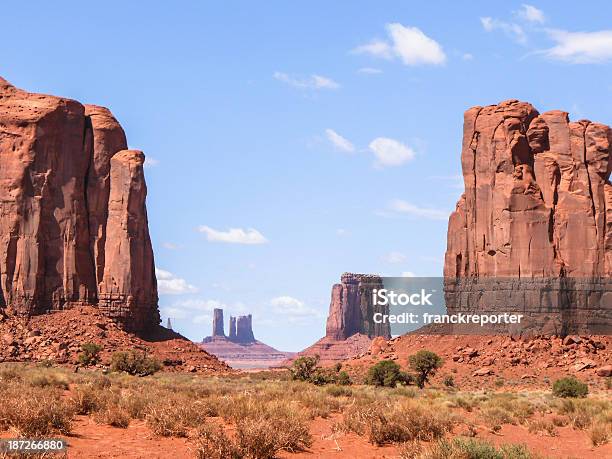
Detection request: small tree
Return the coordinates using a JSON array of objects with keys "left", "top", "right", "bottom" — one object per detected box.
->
[
  {"left": 365, "top": 360, "right": 411, "bottom": 387},
  {"left": 78, "top": 342, "right": 103, "bottom": 366},
  {"left": 110, "top": 350, "right": 161, "bottom": 376},
  {"left": 409, "top": 350, "right": 443, "bottom": 388},
  {"left": 290, "top": 355, "right": 320, "bottom": 381},
  {"left": 552, "top": 377, "right": 588, "bottom": 398}
]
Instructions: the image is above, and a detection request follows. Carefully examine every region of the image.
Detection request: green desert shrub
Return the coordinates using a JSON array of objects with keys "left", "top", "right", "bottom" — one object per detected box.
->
[
  {"left": 408, "top": 350, "right": 443, "bottom": 389},
  {"left": 78, "top": 342, "right": 103, "bottom": 366},
  {"left": 289, "top": 355, "right": 320, "bottom": 382},
  {"left": 110, "top": 350, "right": 161, "bottom": 376},
  {"left": 365, "top": 360, "right": 412, "bottom": 388},
  {"left": 552, "top": 376, "right": 588, "bottom": 398}
]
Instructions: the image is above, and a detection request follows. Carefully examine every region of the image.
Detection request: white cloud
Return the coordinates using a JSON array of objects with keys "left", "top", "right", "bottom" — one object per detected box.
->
[
  {"left": 162, "top": 242, "right": 181, "bottom": 250},
  {"left": 382, "top": 251, "right": 407, "bottom": 264},
  {"left": 325, "top": 129, "right": 355, "bottom": 153},
  {"left": 462, "top": 53, "right": 474, "bottom": 61},
  {"left": 274, "top": 72, "right": 340, "bottom": 90},
  {"left": 357, "top": 67, "right": 383, "bottom": 74},
  {"left": 336, "top": 228, "right": 349, "bottom": 237},
  {"left": 353, "top": 39, "right": 393, "bottom": 59},
  {"left": 270, "top": 296, "right": 322, "bottom": 322},
  {"left": 353, "top": 23, "right": 446, "bottom": 66},
  {"left": 144, "top": 157, "right": 159, "bottom": 168},
  {"left": 155, "top": 268, "right": 198, "bottom": 295},
  {"left": 401, "top": 271, "right": 416, "bottom": 277},
  {"left": 369, "top": 137, "right": 416, "bottom": 167},
  {"left": 480, "top": 17, "right": 527, "bottom": 44},
  {"left": 543, "top": 29, "right": 612, "bottom": 64},
  {"left": 518, "top": 4, "right": 545, "bottom": 23},
  {"left": 198, "top": 226, "right": 268, "bottom": 245},
  {"left": 387, "top": 199, "right": 450, "bottom": 220}
]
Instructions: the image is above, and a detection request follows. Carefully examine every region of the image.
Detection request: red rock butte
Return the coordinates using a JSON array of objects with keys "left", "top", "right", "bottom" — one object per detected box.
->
[
  {"left": 444, "top": 100, "right": 612, "bottom": 334},
  {"left": 0, "top": 77, "right": 159, "bottom": 332}
]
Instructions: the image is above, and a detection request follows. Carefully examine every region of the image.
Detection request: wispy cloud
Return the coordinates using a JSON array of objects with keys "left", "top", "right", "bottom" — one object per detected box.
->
[
  {"left": 383, "top": 199, "right": 450, "bottom": 220},
  {"left": 270, "top": 296, "right": 323, "bottom": 323},
  {"left": 480, "top": 17, "right": 527, "bottom": 44},
  {"left": 336, "top": 228, "right": 349, "bottom": 237},
  {"left": 155, "top": 268, "right": 198, "bottom": 295},
  {"left": 144, "top": 156, "right": 159, "bottom": 168},
  {"left": 542, "top": 29, "right": 612, "bottom": 63},
  {"left": 325, "top": 129, "right": 355, "bottom": 153},
  {"left": 357, "top": 67, "right": 383, "bottom": 74},
  {"left": 353, "top": 23, "right": 446, "bottom": 66},
  {"left": 274, "top": 72, "right": 340, "bottom": 90},
  {"left": 517, "top": 4, "right": 545, "bottom": 24},
  {"left": 162, "top": 242, "right": 182, "bottom": 250},
  {"left": 369, "top": 137, "right": 416, "bottom": 168},
  {"left": 382, "top": 251, "right": 407, "bottom": 264},
  {"left": 198, "top": 226, "right": 268, "bottom": 245}
]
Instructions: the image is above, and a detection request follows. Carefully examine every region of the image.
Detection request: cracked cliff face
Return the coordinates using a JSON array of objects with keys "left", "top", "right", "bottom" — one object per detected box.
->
[
  {"left": 445, "top": 100, "right": 612, "bottom": 279},
  {"left": 0, "top": 77, "right": 159, "bottom": 332},
  {"left": 444, "top": 100, "right": 612, "bottom": 335}
]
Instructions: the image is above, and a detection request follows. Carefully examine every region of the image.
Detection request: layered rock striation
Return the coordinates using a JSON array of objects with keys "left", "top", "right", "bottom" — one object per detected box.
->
[
  {"left": 444, "top": 100, "right": 612, "bottom": 334},
  {"left": 326, "top": 273, "right": 391, "bottom": 340},
  {"left": 0, "top": 77, "right": 159, "bottom": 332}
]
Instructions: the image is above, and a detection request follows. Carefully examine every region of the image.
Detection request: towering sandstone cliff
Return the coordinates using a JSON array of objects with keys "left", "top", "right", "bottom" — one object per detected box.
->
[
  {"left": 0, "top": 77, "right": 159, "bottom": 332},
  {"left": 444, "top": 100, "right": 612, "bottom": 334}
]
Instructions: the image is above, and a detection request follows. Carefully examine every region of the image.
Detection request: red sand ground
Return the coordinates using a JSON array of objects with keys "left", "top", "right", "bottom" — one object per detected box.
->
[{"left": 2, "top": 412, "right": 607, "bottom": 458}]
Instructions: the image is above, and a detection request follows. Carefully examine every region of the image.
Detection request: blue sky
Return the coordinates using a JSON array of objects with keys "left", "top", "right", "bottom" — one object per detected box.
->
[{"left": 2, "top": 2, "right": 612, "bottom": 351}]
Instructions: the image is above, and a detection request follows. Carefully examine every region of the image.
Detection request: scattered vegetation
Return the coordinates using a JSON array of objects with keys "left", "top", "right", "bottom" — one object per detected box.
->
[
  {"left": 365, "top": 360, "right": 412, "bottom": 387},
  {"left": 552, "top": 376, "right": 589, "bottom": 398},
  {"left": 0, "top": 362, "right": 609, "bottom": 457},
  {"left": 77, "top": 342, "right": 103, "bottom": 366},
  {"left": 408, "top": 350, "right": 443, "bottom": 389},
  {"left": 290, "top": 355, "right": 352, "bottom": 385},
  {"left": 110, "top": 350, "right": 162, "bottom": 376}
]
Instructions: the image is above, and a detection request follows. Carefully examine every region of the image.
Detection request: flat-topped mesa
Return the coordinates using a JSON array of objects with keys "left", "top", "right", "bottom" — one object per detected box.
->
[
  {"left": 325, "top": 273, "right": 391, "bottom": 340},
  {"left": 0, "top": 77, "right": 159, "bottom": 332},
  {"left": 444, "top": 100, "right": 612, "bottom": 334}
]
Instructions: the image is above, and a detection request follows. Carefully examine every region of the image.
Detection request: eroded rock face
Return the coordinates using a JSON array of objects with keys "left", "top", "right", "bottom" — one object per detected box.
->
[
  {"left": 444, "top": 100, "right": 612, "bottom": 334},
  {"left": 0, "top": 77, "right": 159, "bottom": 332},
  {"left": 325, "top": 273, "right": 391, "bottom": 340}
]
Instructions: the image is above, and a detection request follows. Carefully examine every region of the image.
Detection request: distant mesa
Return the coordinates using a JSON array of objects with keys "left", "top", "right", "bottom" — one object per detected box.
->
[
  {"left": 201, "top": 308, "right": 294, "bottom": 369},
  {"left": 290, "top": 273, "right": 391, "bottom": 364},
  {"left": 205, "top": 308, "right": 256, "bottom": 344}
]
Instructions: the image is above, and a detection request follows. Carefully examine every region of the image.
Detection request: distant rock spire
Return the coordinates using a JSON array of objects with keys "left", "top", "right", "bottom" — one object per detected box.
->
[
  {"left": 212, "top": 308, "right": 225, "bottom": 337},
  {"left": 229, "top": 316, "right": 237, "bottom": 340},
  {"left": 166, "top": 317, "right": 173, "bottom": 330}
]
